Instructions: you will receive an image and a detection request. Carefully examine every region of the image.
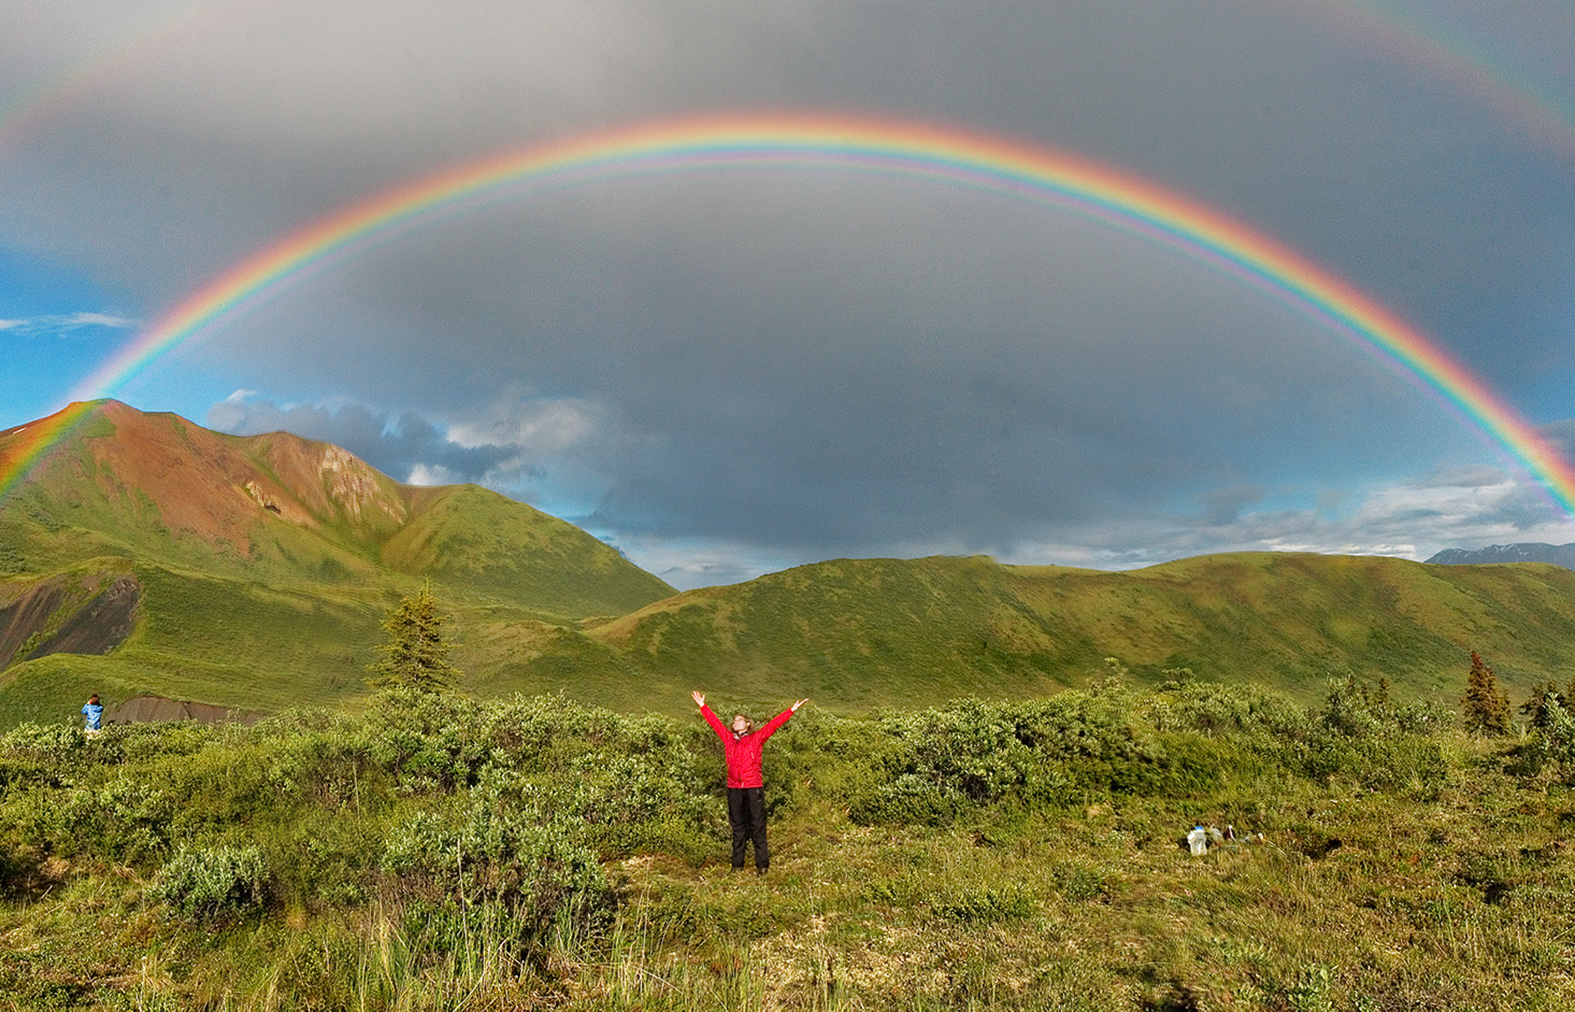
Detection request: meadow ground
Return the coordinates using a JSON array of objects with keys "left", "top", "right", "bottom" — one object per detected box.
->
[{"left": 2, "top": 680, "right": 1574, "bottom": 1010}]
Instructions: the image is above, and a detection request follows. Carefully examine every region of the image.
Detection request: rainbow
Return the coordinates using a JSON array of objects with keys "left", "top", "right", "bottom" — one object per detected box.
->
[
  {"left": 1280, "top": 0, "right": 1575, "bottom": 160},
  {"left": 4, "top": 113, "right": 1574, "bottom": 517},
  {"left": 0, "top": 1, "right": 219, "bottom": 157}
]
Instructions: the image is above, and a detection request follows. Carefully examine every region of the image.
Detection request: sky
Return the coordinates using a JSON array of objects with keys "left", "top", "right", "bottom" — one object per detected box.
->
[{"left": 2, "top": 0, "right": 1575, "bottom": 589}]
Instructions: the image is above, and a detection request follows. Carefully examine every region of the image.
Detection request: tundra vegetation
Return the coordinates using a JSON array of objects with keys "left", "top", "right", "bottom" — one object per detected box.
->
[{"left": 4, "top": 667, "right": 1575, "bottom": 1010}]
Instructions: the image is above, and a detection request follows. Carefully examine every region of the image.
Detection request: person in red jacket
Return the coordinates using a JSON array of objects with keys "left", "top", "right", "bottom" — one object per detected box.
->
[{"left": 692, "top": 689, "right": 808, "bottom": 874}]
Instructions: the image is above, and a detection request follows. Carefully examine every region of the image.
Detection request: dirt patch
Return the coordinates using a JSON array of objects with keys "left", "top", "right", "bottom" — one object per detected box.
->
[
  {"left": 106, "top": 695, "right": 261, "bottom": 726},
  {"left": 30, "top": 576, "right": 140, "bottom": 660},
  {"left": 0, "top": 573, "right": 140, "bottom": 669},
  {"left": 0, "top": 581, "right": 71, "bottom": 668}
]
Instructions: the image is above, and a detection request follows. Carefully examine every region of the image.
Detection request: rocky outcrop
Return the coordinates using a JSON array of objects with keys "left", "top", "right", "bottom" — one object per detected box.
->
[{"left": 317, "top": 445, "right": 407, "bottom": 524}]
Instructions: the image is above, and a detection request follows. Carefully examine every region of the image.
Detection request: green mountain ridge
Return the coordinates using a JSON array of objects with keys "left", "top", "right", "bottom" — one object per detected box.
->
[
  {"left": 0, "top": 401, "right": 675, "bottom": 723},
  {"left": 2, "top": 400, "right": 1572, "bottom": 726},
  {"left": 577, "top": 550, "right": 1575, "bottom": 708}
]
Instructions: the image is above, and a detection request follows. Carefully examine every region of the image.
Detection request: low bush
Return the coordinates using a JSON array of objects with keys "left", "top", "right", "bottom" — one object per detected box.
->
[
  {"left": 11, "top": 680, "right": 1566, "bottom": 1008},
  {"left": 152, "top": 843, "right": 270, "bottom": 921},
  {"left": 381, "top": 777, "right": 613, "bottom": 957},
  {"left": 1, "top": 722, "right": 88, "bottom": 764}
]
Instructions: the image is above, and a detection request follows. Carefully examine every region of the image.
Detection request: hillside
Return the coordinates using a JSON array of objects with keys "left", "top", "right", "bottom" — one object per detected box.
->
[
  {"left": 0, "top": 401, "right": 675, "bottom": 723},
  {"left": 559, "top": 551, "right": 1575, "bottom": 710},
  {"left": 5, "top": 401, "right": 1575, "bottom": 725},
  {"left": 0, "top": 400, "right": 671, "bottom": 611}
]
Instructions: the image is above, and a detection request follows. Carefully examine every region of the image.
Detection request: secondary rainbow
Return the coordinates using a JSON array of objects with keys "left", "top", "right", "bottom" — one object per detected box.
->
[{"left": 7, "top": 114, "right": 1575, "bottom": 516}]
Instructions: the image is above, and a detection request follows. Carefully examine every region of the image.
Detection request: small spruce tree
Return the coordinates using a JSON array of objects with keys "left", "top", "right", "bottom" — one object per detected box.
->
[
  {"left": 1462, "top": 650, "right": 1510, "bottom": 735},
  {"left": 367, "top": 581, "right": 461, "bottom": 692}
]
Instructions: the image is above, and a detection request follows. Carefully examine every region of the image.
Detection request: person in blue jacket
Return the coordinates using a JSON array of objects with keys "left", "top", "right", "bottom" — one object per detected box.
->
[{"left": 81, "top": 694, "right": 103, "bottom": 734}]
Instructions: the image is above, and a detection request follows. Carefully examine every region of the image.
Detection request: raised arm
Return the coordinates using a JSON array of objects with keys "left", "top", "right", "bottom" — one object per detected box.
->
[
  {"left": 693, "top": 691, "right": 729, "bottom": 741},
  {"left": 757, "top": 698, "right": 809, "bottom": 742}
]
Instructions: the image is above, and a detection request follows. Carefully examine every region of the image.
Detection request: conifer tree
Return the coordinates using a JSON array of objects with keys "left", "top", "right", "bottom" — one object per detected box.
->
[
  {"left": 1461, "top": 650, "right": 1510, "bottom": 735},
  {"left": 367, "top": 581, "right": 461, "bottom": 692}
]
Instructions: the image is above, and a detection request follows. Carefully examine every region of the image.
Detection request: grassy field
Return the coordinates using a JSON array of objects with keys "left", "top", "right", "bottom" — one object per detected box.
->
[{"left": 4, "top": 675, "right": 1574, "bottom": 1010}]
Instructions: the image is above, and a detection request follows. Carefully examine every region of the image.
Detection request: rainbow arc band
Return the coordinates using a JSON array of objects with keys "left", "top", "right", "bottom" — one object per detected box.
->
[{"left": 4, "top": 114, "right": 1572, "bottom": 516}]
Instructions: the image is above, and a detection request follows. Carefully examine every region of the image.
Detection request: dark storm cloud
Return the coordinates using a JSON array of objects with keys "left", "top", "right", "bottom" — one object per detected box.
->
[
  {"left": 6, "top": 1, "right": 1575, "bottom": 584},
  {"left": 8, "top": 0, "right": 1575, "bottom": 364},
  {"left": 207, "top": 396, "right": 519, "bottom": 486},
  {"left": 1193, "top": 486, "right": 1266, "bottom": 527},
  {"left": 189, "top": 173, "right": 1490, "bottom": 562}
]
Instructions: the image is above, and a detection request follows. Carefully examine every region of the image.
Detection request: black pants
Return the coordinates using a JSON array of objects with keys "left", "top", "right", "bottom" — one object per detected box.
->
[{"left": 727, "top": 786, "right": 769, "bottom": 870}]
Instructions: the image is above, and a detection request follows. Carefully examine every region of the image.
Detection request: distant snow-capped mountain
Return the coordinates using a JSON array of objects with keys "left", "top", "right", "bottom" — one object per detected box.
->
[{"left": 1426, "top": 543, "right": 1575, "bottom": 569}]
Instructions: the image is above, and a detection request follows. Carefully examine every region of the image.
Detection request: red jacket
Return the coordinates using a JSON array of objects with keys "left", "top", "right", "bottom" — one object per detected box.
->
[{"left": 700, "top": 704, "right": 795, "bottom": 788}]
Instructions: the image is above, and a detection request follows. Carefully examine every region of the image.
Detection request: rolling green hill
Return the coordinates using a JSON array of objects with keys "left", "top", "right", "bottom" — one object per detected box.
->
[
  {"left": 4, "top": 401, "right": 1574, "bottom": 727},
  {"left": 559, "top": 551, "right": 1575, "bottom": 711}
]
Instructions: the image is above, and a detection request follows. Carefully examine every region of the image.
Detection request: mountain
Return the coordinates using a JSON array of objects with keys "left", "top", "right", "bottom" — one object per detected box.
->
[
  {"left": 6, "top": 400, "right": 1575, "bottom": 726},
  {"left": 0, "top": 400, "right": 671, "bottom": 614},
  {"left": 0, "top": 400, "right": 674, "bottom": 723},
  {"left": 559, "top": 550, "right": 1575, "bottom": 709},
  {"left": 1426, "top": 543, "right": 1575, "bottom": 569}
]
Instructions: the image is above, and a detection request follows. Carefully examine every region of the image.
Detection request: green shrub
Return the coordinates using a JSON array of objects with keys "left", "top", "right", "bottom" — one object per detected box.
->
[
  {"left": 569, "top": 749, "right": 716, "bottom": 859},
  {"left": 152, "top": 843, "right": 270, "bottom": 921},
  {"left": 61, "top": 776, "right": 174, "bottom": 863},
  {"left": 65, "top": 721, "right": 221, "bottom": 769},
  {"left": 1, "top": 722, "right": 87, "bottom": 764},
  {"left": 382, "top": 780, "right": 612, "bottom": 955},
  {"left": 1510, "top": 695, "right": 1575, "bottom": 784},
  {"left": 849, "top": 772, "right": 967, "bottom": 827},
  {"left": 1151, "top": 678, "right": 1307, "bottom": 737}
]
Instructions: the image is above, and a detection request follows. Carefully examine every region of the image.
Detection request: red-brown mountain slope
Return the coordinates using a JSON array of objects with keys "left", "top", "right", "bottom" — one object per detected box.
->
[{"left": 0, "top": 400, "right": 674, "bottom": 618}]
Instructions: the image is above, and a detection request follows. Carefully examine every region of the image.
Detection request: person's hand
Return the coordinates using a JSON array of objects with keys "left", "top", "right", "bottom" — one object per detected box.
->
[
  {"left": 692, "top": 690, "right": 705, "bottom": 707},
  {"left": 791, "top": 698, "right": 809, "bottom": 712}
]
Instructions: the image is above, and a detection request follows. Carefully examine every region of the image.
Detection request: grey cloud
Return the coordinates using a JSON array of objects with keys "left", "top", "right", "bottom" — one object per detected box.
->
[
  {"left": 1416, "top": 464, "right": 1511, "bottom": 490},
  {"left": 180, "top": 169, "right": 1489, "bottom": 559},
  {"left": 1540, "top": 420, "right": 1575, "bottom": 462},
  {"left": 207, "top": 396, "right": 518, "bottom": 486},
  {"left": 1001, "top": 467, "right": 1575, "bottom": 577},
  {"left": 7, "top": 0, "right": 1575, "bottom": 583},
  {"left": 1193, "top": 485, "right": 1265, "bottom": 527},
  {"left": 7, "top": 0, "right": 1575, "bottom": 378}
]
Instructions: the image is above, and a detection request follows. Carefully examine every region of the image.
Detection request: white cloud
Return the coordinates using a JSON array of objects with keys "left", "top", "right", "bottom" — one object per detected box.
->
[
  {"left": 1001, "top": 466, "right": 1575, "bottom": 573},
  {"left": 406, "top": 463, "right": 458, "bottom": 486},
  {"left": 0, "top": 312, "right": 135, "bottom": 337},
  {"left": 446, "top": 394, "right": 602, "bottom": 458}
]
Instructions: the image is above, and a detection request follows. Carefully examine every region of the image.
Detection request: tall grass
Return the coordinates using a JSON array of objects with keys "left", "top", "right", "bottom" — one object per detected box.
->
[{"left": 3, "top": 680, "right": 1575, "bottom": 1008}]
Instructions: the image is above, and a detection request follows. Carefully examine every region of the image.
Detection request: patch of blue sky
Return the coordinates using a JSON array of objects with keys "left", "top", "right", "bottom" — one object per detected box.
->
[{"left": 0, "top": 245, "right": 140, "bottom": 428}]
